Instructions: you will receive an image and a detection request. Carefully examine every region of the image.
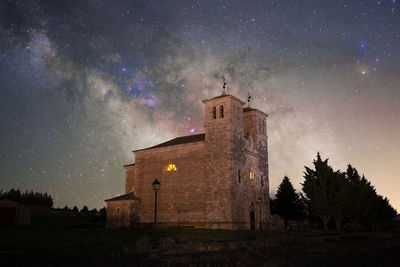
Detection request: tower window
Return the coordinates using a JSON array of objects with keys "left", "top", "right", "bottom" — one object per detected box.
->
[
  {"left": 212, "top": 107, "right": 216, "bottom": 119},
  {"left": 220, "top": 105, "right": 224, "bottom": 118},
  {"left": 238, "top": 170, "right": 241, "bottom": 183},
  {"left": 165, "top": 163, "right": 177, "bottom": 172}
]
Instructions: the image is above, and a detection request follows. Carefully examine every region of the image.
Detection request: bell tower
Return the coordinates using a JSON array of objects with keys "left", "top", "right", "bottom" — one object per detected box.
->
[{"left": 202, "top": 82, "right": 246, "bottom": 228}]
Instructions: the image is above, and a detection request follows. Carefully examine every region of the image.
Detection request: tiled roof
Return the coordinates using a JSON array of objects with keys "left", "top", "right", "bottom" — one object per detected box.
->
[
  {"left": 243, "top": 107, "right": 269, "bottom": 117},
  {"left": 207, "top": 94, "right": 229, "bottom": 100},
  {"left": 134, "top": 133, "right": 205, "bottom": 152},
  {"left": 202, "top": 94, "right": 246, "bottom": 105},
  {"left": 105, "top": 192, "right": 137, "bottom": 202},
  {"left": 243, "top": 107, "right": 256, "bottom": 112}
]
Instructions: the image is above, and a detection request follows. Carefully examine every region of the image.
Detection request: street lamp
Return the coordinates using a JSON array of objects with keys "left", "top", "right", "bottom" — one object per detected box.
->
[
  {"left": 152, "top": 178, "right": 160, "bottom": 233},
  {"left": 256, "top": 197, "right": 262, "bottom": 230}
]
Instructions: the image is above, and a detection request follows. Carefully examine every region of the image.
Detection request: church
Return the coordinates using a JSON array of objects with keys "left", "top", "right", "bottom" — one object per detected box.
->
[{"left": 105, "top": 85, "right": 270, "bottom": 230}]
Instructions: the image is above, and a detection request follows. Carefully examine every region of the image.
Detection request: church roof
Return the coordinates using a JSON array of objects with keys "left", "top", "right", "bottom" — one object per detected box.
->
[
  {"left": 243, "top": 107, "right": 256, "bottom": 112},
  {"left": 105, "top": 192, "right": 137, "bottom": 202},
  {"left": 133, "top": 133, "right": 205, "bottom": 152},
  {"left": 202, "top": 94, "right": 246, "bottom": 105},
  {"left": 243, "top": 107, "right": 269, "bottom": 117}
]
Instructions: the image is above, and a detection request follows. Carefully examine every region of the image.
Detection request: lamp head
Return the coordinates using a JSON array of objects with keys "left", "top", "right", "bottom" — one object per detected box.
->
[{"left": 152, "top": 178, "right": 161, "bottom": 191}]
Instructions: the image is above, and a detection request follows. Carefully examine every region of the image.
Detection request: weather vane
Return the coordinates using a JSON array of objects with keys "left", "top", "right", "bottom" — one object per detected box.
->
[
  {"left": 222, "top": 76, "right": 227, "bottom": 95},
  {"left": 248, "top": 92, "right": 252, "bottom": 107}
]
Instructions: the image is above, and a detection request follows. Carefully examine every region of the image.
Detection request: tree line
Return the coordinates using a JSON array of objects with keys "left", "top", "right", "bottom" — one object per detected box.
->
[
  {"left": 0, "top": 188, "right": 53, "bottom": 207},
  {"left": 0, "top": 188, "right": 106, "bottom": 218},
  {"left": 58, "top": 205, "right": 106, "bottom": 217},
  {"left": 271, "top": 153, "right": 397, "bottom": 231}
]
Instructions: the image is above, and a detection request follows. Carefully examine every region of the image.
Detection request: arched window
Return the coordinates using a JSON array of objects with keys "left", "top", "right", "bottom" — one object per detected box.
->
[
  {"left": 212, "top": 107, "right": 216, "bottom": 119},
  {"left": 165, "top": 163, "right": 177, "bottom": 172},
  {"left": 220, "top": 105, "right": 224, "bottom": 118}
]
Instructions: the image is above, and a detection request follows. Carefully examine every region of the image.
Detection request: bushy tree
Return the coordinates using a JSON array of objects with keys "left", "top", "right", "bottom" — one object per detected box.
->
[
  {"left": 99, "top": 207, "right": 107, "bottom": 220},
  {"left": 342, "top": 165, "right": 397, "bottom": 229},
  {"left": 302, "top": 154, "right": 397, "bottom": 231},
  {"left": 90, "top": 208, "right": 98, "bottom": 213},
  {"left": 273, "top": 176, "right": 304, "bottom": 228},
  {"left": 80, "top": 205, "right": 89, "bottom": 213},
  {"left": 302, "top": 153, "right": 342, "bottom": 231},
  {"left": 329, "top": 172, "right": 352, "bottom": 231}
]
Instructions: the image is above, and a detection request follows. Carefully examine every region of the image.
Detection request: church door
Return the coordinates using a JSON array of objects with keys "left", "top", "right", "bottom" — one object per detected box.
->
[{"left": 250, "top": 211, "right": 255, "bottom": 230}]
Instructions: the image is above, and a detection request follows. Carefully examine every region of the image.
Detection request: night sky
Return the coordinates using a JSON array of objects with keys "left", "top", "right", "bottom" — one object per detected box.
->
[{"left": 1, "top": 0, "right": 399, "bottom": 211}]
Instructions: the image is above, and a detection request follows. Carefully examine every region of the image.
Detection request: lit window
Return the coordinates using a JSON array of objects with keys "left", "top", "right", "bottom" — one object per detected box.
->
[
  {"left": 165, "top": 163, "right": 177, "bottom": 172},
  {"left": 250, "top": 172, "right": 254, "bottom": 180}
]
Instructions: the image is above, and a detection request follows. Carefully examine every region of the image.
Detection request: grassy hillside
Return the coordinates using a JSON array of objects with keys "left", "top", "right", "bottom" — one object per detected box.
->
[{"left": 1, "top": 210, "right": 399, "bottom": 266}]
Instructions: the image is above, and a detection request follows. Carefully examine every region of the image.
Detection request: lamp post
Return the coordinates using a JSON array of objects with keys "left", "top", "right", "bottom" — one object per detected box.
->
[
  {"left": 152, "top": 178, "right": 160, "bottom": 233},
  {"left": 256, "top": 197, "right": 262, "bottom": 230}
]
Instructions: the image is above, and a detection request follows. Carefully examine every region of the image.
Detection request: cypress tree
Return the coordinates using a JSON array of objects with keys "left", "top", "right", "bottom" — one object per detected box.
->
[{"left": 274, "top": 176, "right": 304, "bottom": 228}]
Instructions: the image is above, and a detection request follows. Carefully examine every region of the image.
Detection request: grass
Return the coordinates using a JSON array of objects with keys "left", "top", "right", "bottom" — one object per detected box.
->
[{"left": 1, "top": 210, "right": 399, "bottom": 266}]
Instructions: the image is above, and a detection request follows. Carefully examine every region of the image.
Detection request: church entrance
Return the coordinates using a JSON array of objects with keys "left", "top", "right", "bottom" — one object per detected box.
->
[{"left": 250, "top": 211, "right": 255, "bottom": 230}]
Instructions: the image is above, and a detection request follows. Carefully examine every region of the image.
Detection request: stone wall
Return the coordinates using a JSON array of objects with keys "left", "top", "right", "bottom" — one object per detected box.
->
[
  {"left": 241, "top": 109, "right": 270, "bottom": 228},
  {"left": 132, "top": 141, "right": 206, "bottom": 226},
  {"left": 204, "top": 95, "right": 246, "bottom": 228},
  {"left": 125, "top": 165, "right": 136, "bottom": 193},
  {"left": 106, "top": 200, "right": 137, "bottom": 228}
]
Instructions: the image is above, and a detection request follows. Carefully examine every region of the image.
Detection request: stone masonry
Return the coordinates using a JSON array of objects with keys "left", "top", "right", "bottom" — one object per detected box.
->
[{"left": 105, "top": 92, "right": 269, "bottom": 229}]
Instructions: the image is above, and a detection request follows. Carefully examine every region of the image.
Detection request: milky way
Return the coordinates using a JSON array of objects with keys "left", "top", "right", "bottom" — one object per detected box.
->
[{"left": 1, "top": 0, "right": 399, "bottom": 210}]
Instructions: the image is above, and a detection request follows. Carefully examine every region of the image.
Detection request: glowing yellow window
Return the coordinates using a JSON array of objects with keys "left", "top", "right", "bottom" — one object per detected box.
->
[
  {"left": 249, "top": 172, "right": 254, "bottom": 180},
  {"left": 165, "top": 163, "right": 177, "bottom": 172}
]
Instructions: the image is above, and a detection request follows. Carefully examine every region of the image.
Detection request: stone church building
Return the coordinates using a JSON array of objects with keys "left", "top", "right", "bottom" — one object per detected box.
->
[{"left": 105, "top": 89, "right": 270, "bottom": 230}]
